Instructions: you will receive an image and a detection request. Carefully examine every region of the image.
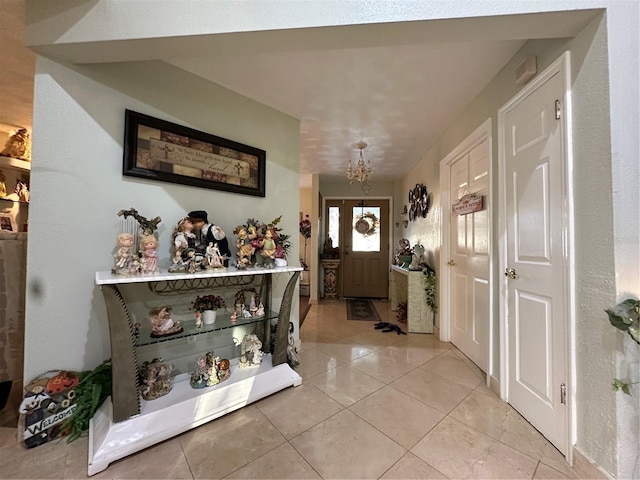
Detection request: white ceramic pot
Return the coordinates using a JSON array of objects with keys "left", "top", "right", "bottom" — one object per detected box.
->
[
  {"left": 274, "top": 258, "right": 287, "bottom": 267},
  {"left": 202, "top": 310, "right": 217, "bottom": 325}
]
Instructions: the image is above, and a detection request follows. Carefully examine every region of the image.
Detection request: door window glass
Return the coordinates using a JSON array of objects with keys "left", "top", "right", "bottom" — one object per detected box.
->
[{"left": 328, "top": 206, "right": 340, "bottom": 247}]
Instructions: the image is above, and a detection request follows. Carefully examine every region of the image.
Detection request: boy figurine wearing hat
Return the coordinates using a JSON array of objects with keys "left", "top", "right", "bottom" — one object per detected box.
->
[{"left": 188, "top": 210, "right": 231, "bottom": 261}]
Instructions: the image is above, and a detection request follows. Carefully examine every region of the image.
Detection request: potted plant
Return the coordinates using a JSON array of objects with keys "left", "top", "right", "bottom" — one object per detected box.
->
[{"left": 192, "top": 294, "right": 226, "bottom": 325}]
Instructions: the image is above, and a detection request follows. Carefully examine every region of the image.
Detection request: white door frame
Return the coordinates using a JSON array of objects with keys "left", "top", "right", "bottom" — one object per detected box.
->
[
  {"left": 322, "top": 195, "right": 394, "bottom": 298},
  {"left": 439, "top": 117, "right": 494, "bottom": 386},
  {"left": 497, "top": 51, "right": 575, "bottom": 462}
]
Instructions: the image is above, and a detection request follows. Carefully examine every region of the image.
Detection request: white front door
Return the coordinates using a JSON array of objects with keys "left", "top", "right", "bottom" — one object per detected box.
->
[
  {"left": 499, "top": 53, "right": 571, "bottom": 455},
  {"left": 449, "top": 140, "right": 490, "bottom": 373}
]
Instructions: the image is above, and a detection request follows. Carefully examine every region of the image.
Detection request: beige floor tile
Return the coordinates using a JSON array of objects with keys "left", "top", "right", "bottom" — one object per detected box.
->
[
  {"left": 350, "top": 386, "right": 445, "bottom": 449},
  {"left": 308, "top": 364, "right": 385, "bottom": 406},
  {"left": 291, "top": 409, "right": 405, "bottom": 479},
  {"left": 420, "top": 350, "right": 484, "bottom": 389},
  {"left": 391, "top": 369, "right": 472, "bottom": 414},
  {"left": 380, "top": 452, "right": 449, "bottom": 479},
  {"left": 255, "top": 384, "right": 342, "bottom": 439},
  {"left": 225, "top": 442, "right": 320, "bottom": 479},
  {"left": 294, "top": 345, "right": 343, "bottom": 378},
  {"left": 349, "top": 351, "right": 416, "bottom": 384},
  {"left": 0, "top": 426, "right": 19, "bottom": 449},
  {"left": 449, "top": 389, "right": 549, "bottom": 459},
  {"left": 534, "top": 462, "right": 569, "bottom": 479},
  {"left": 345, "top": 330, "right": 405, "bottom": 351},
  {"left": 412, "top": 417, "right": 538, "bottom": 479},
  {"left": 63, "top": 436, "right": 114, "bottom": 479},
  {"left": 92, "top": 437, "right": 192, "bottom": 479},
  {"left": 0, "top": 435, "right": 68, "bottom": 479},
  {"left": 179, "top": 406, "right": 286, "bottom": 479},
  {"left": 379, "top": 343, "right": 445, "bottom": 367},
  {"left": 314, "top": 339, "right": 375, "bottom": 363}
]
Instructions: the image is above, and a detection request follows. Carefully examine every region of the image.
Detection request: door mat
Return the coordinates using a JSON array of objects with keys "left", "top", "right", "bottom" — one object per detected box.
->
[{"left": 346, "top": 298, "right": 382, "bottom": 321}]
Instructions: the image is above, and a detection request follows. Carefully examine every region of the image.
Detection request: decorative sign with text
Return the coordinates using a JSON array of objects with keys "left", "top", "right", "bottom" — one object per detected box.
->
[
  {"left": 123, "top": 110, "right": 266, "bottom": 197},
  {"left": 452, "top": 193, "right": 483, "bottom": 216}
]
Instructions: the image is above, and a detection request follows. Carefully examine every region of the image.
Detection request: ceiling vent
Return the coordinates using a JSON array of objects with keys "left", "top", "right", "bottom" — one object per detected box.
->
[{"left": 515, "top": 56, "right": 537, "bottom": 86}]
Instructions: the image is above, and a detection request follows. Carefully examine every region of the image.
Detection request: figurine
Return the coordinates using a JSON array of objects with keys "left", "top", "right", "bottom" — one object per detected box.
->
[
  {"left": 205, "top": 242, "right": 225, "bottom": 269},
  {"left": 172, "top": 217, "right": 197, "bottom": 260},
  {"left": 249, "top": 294, "right": 257, "bottom": 315},
  {"left": 139, "top": 235, "right": 160, "bottom": 274},
  {"left": 148, "top": 306, "right": 183, "bottom": 338},
  {"left": 183, "top": 248, "right": 204, "bottom": 273},
  {"left": 112, "top": 232, "right": 138, "bottom": 275},
  {"left": 235, "top": 334, "right": 264, "bottom": 368},
  {"left": 139, "top": 359, "right": 172, "bottom": 400},
  {"left": 1, "top": 127, "right": 30, "bottom": 160},
  {"left": 287, "top": 322, "right": 300, "bottom": 367},
  {"left": 117, "top": 208, "right": 161, "bottom": 236},
  {"left": 230, "top": 311, "right": 237, "bottom": 323},
  {"left": 188, "top": 210, "right": 231, "bottom": 260},
  {"left": 233, "top": 225, "right": 255, "bottom": 268},
  {"left": 195, "top": 311, "right": 203, "bottom": 329},
  {"left": 168, "top": 250, "right": 186, "bottom": 273},
  {"left": 256, "top": 302, "right": 265, "bottom": 316},
  {"left": 256, "top": 228, "right": 277, "bottom": 267},
  {"left": 189, "top": 352, "right": 231, "bottom": 389},
  {"left": 133, "top": 322, "right": 141, "bottom": 338}
]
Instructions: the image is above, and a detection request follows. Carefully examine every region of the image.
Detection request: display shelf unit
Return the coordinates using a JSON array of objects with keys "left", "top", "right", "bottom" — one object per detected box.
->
[
  {"left": 90, "top": 265, "right": 302, "bottom": 476},
  {"left": 390, "top": 265, "right": 433, "bottom": 333},
  {"left": 0, "top": 155, "right": 31, "bottom": 172}
]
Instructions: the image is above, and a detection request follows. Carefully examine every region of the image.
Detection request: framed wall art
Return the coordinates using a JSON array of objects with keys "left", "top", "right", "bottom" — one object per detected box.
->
[
  {"left": 123, "top": 110, "right": 266, "bottom": 197},
  {"left": 0, "top": 213, "right": 16, "bottom": 232}
]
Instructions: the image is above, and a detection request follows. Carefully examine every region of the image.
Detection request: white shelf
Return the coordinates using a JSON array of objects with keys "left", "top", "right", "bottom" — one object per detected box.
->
[
  {"left": 0, "top": 155, "right": 30, "bottom": 172},
  {"left": 88, "top": 354, "right": 301, "bottom": 476},
  {"left": 96, "top": 265, "right": 303, "bottom": 285}
]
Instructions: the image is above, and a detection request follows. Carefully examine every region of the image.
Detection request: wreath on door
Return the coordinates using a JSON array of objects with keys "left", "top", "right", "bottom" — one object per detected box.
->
[{"left": 353, "top": 211, "right": 379, "bottom": 237}]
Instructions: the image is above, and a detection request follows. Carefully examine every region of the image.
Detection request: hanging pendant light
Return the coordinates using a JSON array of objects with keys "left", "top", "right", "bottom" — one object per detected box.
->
[{"left": 346, "top": 141, "right": 372, "bottom": 185}]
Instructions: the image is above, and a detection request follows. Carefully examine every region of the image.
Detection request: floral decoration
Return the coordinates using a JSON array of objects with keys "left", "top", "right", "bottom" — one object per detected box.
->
[
  {"left": 245, "top": 215, "right": 293, "bottom": 259},
  {"left": 192, "top": 294, "right": 226, "bottom": 312}
]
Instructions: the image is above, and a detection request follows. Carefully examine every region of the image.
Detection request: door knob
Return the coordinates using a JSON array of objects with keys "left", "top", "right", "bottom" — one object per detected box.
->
[
  {"left": 504, "top": 268, "right": 518, "bottom": 279},
  {"left": 447, "top": 260, "right": 456, "bottom": 266}
]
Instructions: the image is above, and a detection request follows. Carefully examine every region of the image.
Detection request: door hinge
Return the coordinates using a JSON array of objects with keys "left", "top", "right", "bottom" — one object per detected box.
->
[
  {"left": 555, "top": 100, "right": 561, "bottom": 120},
  {"left": 560, "top": 383, "right": 567, "bottom": 404}
]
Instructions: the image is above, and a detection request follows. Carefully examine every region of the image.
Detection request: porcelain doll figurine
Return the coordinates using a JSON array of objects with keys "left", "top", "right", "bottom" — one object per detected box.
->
[
  {"left": 148, "top": 306, "right": 183, "bottom": 338},
  {"left": 287, "top": 322, "right": 300, "bottom": 367},
  {"left": 112, "top": 232, "right": 138, "bottom": 275},
  {"left": 233, "top": 225, "right": 255, "bottom": 268},
  {"left": 206, "top": 242, "right": 225, "bottom": 269},
  {"left": 172, "top": 217, "right": 197, "bottom": 260},
  {"left": 256, "top": 228, "right": 277, "bottom": 267},
  {"left": 256, "top": 302, "right": 265, "bottom": 316},
  {"left": 168, "top": 250, "right": 186, "bottom": 273},
  {"left": 188, "top": 210, "right": 231, "bottom": 259},
  {"left": 140, "top": 235, "right": 160, "bottom": 274}
]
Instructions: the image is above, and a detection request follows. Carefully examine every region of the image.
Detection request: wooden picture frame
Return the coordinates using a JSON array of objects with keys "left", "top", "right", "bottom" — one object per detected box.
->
[
  {"left": 123, "top": 110, "right": 266, "bottom": 197},
  {"left": 0, "top": 213, "right": 15, "bottom": 232}
]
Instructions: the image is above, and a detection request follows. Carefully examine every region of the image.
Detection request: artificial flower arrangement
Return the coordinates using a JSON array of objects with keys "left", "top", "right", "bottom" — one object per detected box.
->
[{"left": 191, "top": 294, "right": 226, "bottom": 312}]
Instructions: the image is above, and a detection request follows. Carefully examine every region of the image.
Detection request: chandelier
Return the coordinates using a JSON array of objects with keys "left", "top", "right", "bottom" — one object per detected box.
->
[{"left": 346, "top": 141, "right": 372, "bottom": 185}]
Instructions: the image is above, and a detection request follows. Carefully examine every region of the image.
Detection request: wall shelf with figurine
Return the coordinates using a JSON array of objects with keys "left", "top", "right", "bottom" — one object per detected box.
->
[{"left": 91, "top": 265, "right": 302, "bottom": 476}]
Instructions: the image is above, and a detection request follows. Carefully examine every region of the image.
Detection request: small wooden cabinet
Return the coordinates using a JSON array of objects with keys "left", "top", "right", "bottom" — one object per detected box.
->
[
  {"left": 390, "top": 265, "right": 433, "bottom": 333},
  {"left": 89, "top": 266, "right": 302, "bottom": 476}
]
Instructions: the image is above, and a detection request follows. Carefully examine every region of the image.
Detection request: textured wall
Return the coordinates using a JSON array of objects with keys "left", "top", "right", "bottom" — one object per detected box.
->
[{"left": 26, "top": 58, "right": 300, "bottom": 380}]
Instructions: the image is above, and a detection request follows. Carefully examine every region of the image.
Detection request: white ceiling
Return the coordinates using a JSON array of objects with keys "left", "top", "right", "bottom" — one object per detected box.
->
[{"left": 1, "top": 2, "right": 599, "bottom": 188}]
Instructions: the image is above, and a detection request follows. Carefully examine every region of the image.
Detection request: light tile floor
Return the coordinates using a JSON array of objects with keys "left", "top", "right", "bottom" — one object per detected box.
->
[{"left": 0, "top": 300, "right": 606, "bottom": 479}]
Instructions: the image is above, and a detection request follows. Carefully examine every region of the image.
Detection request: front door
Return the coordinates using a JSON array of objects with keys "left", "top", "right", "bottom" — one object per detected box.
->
[
  {"left": 499, "top": 53, "right": 570, "bottom": 454},
  {"left": 448, "top": 139, "right": 490, "bottom": 373},
  {"left": 326, "top": 199, "right": 390, "bottom": 298}
]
